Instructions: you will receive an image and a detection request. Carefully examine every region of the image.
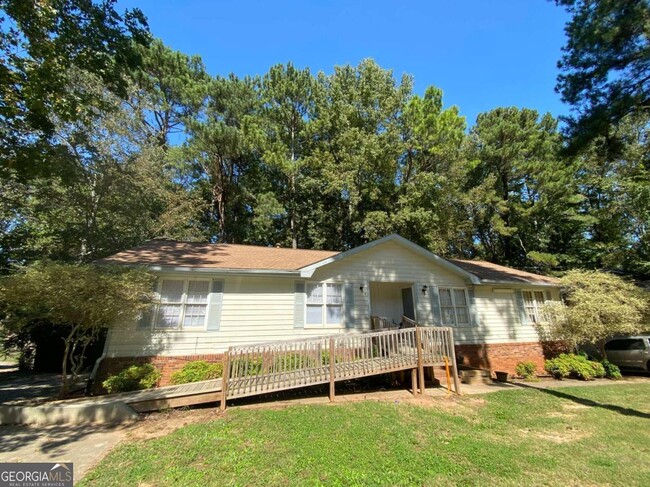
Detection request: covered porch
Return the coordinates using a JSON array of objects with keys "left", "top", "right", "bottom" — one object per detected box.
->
[{"left": 367, "top": 281, "right": 424, "bottom": 329}]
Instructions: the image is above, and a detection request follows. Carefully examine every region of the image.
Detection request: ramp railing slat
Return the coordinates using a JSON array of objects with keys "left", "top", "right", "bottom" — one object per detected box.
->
[{"left": 221, "top": 325, "right": 460, "bottom": 407}]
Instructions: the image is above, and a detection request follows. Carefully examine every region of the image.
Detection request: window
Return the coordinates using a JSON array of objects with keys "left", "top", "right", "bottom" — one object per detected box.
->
[
  {"left": 306, "top": 282, "right": 343, "bottom": 326},
  {"left": 439, "top": 288, "right": 470, "bottom": 326},
  {"left": 154, "top": 279, "right": 210, "bottom": 330},
  {"left": 522, "top": 290, "right": 546, "bottom": 324},
  {"left": 605, "top": 339, "right": 646, "bottom": 351}
]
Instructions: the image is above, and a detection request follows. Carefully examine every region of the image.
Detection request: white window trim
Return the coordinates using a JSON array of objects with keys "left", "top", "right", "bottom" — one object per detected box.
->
[
  {"left": 305, "top": 281, "right": 343, "bottom": 328},
  {"left": 153, "top": 277, "right": 211, "bottom": 331},
  {"left": 439, "top": 287, "right": 470, "bottom": 326},
  {"left": 522, "top": 289, "right": 546, "bottom": 324}
]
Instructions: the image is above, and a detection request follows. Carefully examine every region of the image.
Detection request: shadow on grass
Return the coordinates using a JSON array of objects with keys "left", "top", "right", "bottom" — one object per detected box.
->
[{"left": 513, "top": 382, "right": 650, "bottom": 420}]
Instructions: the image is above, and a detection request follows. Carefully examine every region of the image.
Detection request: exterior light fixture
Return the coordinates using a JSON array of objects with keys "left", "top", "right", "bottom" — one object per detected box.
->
[{"left": 422, "top": 285, "right": 428, "bottom": 295}]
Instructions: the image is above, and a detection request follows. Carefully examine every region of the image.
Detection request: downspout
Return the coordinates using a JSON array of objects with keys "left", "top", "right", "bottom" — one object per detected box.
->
[{"left": 85, "top": 329, "right": 112, "bottom": 396}]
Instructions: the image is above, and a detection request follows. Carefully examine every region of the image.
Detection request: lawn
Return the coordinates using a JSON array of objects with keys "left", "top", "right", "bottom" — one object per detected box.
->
[{"left": 80, "top": 384, "right": 650, "bottom": 486}]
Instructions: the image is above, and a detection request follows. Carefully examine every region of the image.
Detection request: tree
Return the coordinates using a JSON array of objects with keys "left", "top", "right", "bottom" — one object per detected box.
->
[
  {"left": 313, "top": 59, "right": 412, "bottom": 248},
  {"left": 394, "top": 86, "right": 474, "bottom": 255},
  {"left": 0, "top": 262, "right": 154, "bottom": 396},
  {"left": 0, "top": 0, "right": 150, "bottom": 178},
  {"left": 541, "top": 270, "right": 649, "bottom": 357},
  {"left": 1, "top": 70, "right": 207, "bottom": 268},
  {"left": 574, "top": 115, "right": 650, "bottom": 275},
  {"left": 556, "top": 0, "right": 650, "bottom": 153},
  {"left": 130, "top": 38, "right": 209, "bottom": 148},
  {"left": 467, "top": 107, "right": 583, "bottom": 268},
  {"left": 260, "top": 63, "right": 317, "bottom": 249},
  {"left": 185, "top": 74, "right": 262, "bottom": 243}
]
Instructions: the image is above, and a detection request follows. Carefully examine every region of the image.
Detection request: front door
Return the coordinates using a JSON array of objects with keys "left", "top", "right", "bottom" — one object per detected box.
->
[{"left": 401, "top": 287, "right": 415, "bottom": 321}]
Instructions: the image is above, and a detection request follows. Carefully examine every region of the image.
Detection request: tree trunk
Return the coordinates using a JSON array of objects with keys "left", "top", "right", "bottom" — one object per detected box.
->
[
  {"left": 60, "top": 324, "right": 80, "bottom": 398},
  {"left": 290, "top": 126, "right": 298, "bottom": 249}
]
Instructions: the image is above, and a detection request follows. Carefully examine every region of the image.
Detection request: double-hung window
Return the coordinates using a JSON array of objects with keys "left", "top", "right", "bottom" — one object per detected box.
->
[
  {"left": 155, "top": 279, "right": 210, "bottom": 330},
  {"left": 306, "top": 282, "right": 343, "bottom": 326},
  {"left": 438, "top": 288, "right": 470, "bottom": 326},
  {"left": 522, "top": 290, "right": 546, "bottom": 324}
]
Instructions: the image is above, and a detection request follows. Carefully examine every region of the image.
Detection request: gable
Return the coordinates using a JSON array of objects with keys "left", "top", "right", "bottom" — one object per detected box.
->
[{"left": 309, "top": 239, "right": 470, "bottom": 287}]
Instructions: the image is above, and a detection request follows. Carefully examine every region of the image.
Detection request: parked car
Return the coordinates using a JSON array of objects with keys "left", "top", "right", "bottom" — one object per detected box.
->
[{"left": 604, "top": 335, "right": 650, "bottom": 371}]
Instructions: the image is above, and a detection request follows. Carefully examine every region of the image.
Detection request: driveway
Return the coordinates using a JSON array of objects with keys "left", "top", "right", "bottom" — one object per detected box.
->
[
  {"left": 0, "top": 422, "right": 128, "bottom": 483},
  {"left": 0, "top": 370, "right": 89, "bottom": 405}
]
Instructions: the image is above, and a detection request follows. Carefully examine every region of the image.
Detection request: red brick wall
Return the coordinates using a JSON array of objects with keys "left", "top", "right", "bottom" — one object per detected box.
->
[
  {"left": 455, "top": 341, "right": 569, "bottom": 375},
  {"left": 95, "top": 354, "right": 225, "bottom": 392}
]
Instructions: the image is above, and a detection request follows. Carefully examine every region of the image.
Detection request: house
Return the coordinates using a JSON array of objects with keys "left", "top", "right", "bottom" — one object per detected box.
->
[{"left": 95, "top": 234, "right": 563, "bottom": 385}]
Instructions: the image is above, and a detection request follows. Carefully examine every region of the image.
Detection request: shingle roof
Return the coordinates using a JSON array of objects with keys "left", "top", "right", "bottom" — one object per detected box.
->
[
  {"left": 447, "top": 259, "right": 560, "bottom": 285},
  {"left": 97, "top": 238, "right": 559, "bottom": 285},
  {"left": 96, "top": 240, "right": 340, "bottom": 271}
]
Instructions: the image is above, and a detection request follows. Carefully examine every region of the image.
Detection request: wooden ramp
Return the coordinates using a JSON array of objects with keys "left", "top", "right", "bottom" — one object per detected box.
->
[
  {"left": 221, "top": 325, "right": 460, "bottom": 409},
  {"left": 95, "top": 326, "right": 460, "bottom": 413},
  {"left": 119, "top": 379, "right": 223, "bottom": 412}
]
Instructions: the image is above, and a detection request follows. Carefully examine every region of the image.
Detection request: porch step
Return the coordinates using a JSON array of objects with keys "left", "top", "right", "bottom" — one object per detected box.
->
[{"left": 460, "top": 368, "right": 491, "bottom": 385}]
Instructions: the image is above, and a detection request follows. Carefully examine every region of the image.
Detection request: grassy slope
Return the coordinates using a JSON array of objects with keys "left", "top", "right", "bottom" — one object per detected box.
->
[{"left": 81, "top": 384, "right": 650, "bottom": 486}]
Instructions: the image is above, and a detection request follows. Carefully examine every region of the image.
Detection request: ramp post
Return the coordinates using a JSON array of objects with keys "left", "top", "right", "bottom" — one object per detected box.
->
[
  {"left": 220, "top": 349, "right": 230, "bottom": 411},
  {"left": 447, "top": 329, "right": 461, "bottom": 395},
  {"left": 411, "top": 368, "right": 417, "bottom": 396},
  {"left": 329, "top": 337, "right": 335, "bottom": 401},
  {"left": 415, "top": 327, "right": 425, "bottom": 395}
]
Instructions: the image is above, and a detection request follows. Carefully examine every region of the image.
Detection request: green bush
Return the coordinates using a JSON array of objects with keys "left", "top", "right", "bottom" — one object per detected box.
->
[
  {"left": 103, "top": 363, "right": 161, "bottom": 393},
  {"left": 231, "top": 357, "right": 264, "bottom": 376},
  {"left": 601, "top": 359, "right": 623, "bottom": 380},
  {"left": 515, "top": 361, "right": 537, "bottom": 380},
  {"left": 170, "top": 361, "right": 223, "bottom": 385},
  {"left": 545, "top": 353, "right": 606, "bottom": 381}
]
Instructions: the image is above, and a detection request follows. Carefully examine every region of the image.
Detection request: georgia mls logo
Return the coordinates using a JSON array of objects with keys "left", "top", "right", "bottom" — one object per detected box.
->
[{"left": 0, "top": 462, "right": 73, "bottom": 487}]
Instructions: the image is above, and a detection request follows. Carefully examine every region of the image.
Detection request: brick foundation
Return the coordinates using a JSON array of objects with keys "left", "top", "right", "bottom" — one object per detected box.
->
[
  {"left": 455, "top": 341, "right": 569, "bottom": 375},
  {"left": 95, "top": 354, "right": 225, "bottom": 392}
]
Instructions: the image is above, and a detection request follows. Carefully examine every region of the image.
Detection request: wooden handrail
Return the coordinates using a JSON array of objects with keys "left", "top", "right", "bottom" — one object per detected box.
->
[{"left": 221, "top": 325, "right": 459, "bottom": 407}]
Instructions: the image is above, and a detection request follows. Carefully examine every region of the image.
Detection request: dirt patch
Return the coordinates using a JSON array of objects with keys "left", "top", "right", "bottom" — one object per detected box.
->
[
  {"left": 128, "top": 407, "right": 224, "bottom": 441},
  {"left": 562, "top": 403, "right": 590, "bottom": 411},
  {"left": 519, "top": 426, "right": 589, "bottom": 444}
]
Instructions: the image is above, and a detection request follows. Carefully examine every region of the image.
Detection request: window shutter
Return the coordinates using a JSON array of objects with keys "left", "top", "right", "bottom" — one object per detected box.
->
[
  {"left": 468, "top": 288, "right": 480, "bottom": 327},
  {"left": 294, "top": 281, "right": 305, "bottom": 329},
  {"left": 344, "top": 282, "right": 355, "bottom": 329},
  {"left": 430, "top": 286, "right": 442, "bottom": 326},
  {"left": 515, "top": 290, "right": 528, "bottom": 325},
  {"left": 206, "top": 279, "right": 224, "bottom": 331}
]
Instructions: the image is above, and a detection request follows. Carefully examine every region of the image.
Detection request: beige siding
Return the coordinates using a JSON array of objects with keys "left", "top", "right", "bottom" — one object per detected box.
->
[
  {"left": 106, "top": 240, "right": 561, "bottom": 358},
  {"left": 451, "top": 287, "right": 560, "bottom": 345},
  {"left": 310, "top": 240, "right": 468, "bottom": 328}
]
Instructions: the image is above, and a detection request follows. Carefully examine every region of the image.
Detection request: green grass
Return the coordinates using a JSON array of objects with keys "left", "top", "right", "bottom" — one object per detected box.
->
[{"left": 81, "top": 384, "right": 650, "bottom": 486}]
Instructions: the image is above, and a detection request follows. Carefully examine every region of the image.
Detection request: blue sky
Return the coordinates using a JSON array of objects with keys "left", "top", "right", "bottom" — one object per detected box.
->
[{"left": 118, "top": 0, "right": 571, "bottom": 126}]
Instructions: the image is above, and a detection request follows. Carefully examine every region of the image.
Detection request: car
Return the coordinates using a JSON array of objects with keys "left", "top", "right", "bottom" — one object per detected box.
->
[{"left": 604, "top": 335, "right": 650, "bottom": 371}]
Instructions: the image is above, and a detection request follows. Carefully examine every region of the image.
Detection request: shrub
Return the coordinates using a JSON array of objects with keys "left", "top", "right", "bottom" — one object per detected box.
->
[
  {"left": 231, "top": 357, "right": 263, "bottom": 376},
  {"left": 103, "top": 363, "right": 161, "bottom": 393},
  {"left": 545, "top": 355, "right": 571, "bottom": 379},
  {"left": 170, "top": 361, "right": 223, "bottom": 385},
  {"left": 601, "top": 359, "right": 623, "bottom": 380},
  {"left": 515, "top": 361, "right": 537, "bottom": 380},
  {"left": 545, "top": 353, "right": 606, "bottom": 381}
]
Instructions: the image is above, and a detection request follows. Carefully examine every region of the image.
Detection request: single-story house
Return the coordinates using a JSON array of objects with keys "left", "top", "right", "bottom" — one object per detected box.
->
[{"left": 96, "top": 234, "right": 563, "bottom": 385}]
